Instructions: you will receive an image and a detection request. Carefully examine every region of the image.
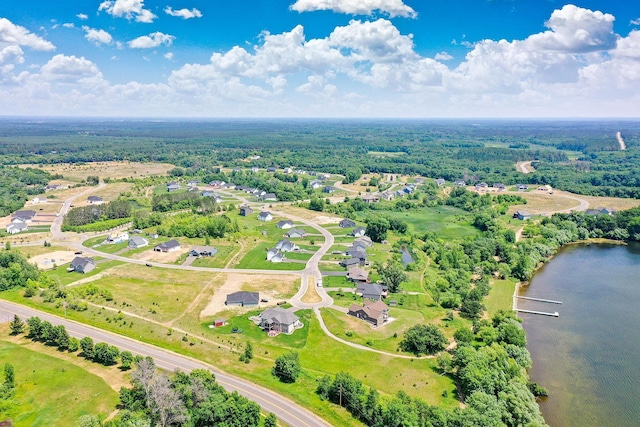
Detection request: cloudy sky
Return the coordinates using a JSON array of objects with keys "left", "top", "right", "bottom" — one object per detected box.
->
[{"left": 0, "top": 0, "right": 639, "bottom": 117}]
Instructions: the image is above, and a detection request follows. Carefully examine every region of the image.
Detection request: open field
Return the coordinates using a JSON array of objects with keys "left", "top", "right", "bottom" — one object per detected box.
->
[
  {"left": 0, "top": 336, "right": 119, "bottom": 426},
  {"left": 48, "top": 260, "right": 124, "bottom": 286},
  {"left": 234, "top": 241, "right": 307, "bottom": 270},
  {"left": 76, "top": 182, "right": 136, "bottom": 206},
  {"left": 486, "top": 279, "right": 517, "bottom": 317},
  {"left": 20, "top": 161, "right": 174, "bottom": 181},
  {"left": 200, "top": 272, "right": 300, "bottom": 317},
  {"left": 31, "top": 250, "right": 76, "bottom": 270}
]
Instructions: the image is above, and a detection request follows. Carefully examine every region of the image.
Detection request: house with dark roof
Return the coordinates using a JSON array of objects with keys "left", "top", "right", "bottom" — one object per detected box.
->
[
  {"left": 258, "top": 211, "right": 273, "bottom": 222},
  {"left": 225, "top": 291, "right": 259, "bottom": 307},
  {"left": 493, "top": 183, "right": 506, "bottom": 190},
  {"left": 275, "top": 239, "right": 298, "bottom": 252},
  {"left": 266, "top": 248, "right": 286, "bottom": 262},
  {"left": 310, "top": 180, "right": 323, "bottom": 189},
  {"left": 239, "top": 205, "right": 253, "bottom": 216},
  {"left": 201, "top": 191, "right": 222, "bottom": 202},
  {"left": 261, "top": 193, "right": 277, "bottom": 202},
  {"left": 362, "top": 194, "right": 380, "bottom": 204},
  {"left": 258, "top": 308, "right": 302, "bottom": 335},
  {"left": 454, "top": 180, "right": 466, "bottom": 187},
  {"left": 154, "top": 239, "right": 181, "bottom": 252},
  {"left": 69, "top": 257, "right": 96, "bottom": 274},
  {"left": 190, "top": 246, "right": 217, "bottom": 257},
  {"left": 87, "top": 195, "right": 103, "bottom": 205},
  {"left": 347, "top": 301, "right": 390, "bottom": 327},
  {"left": 167, "top": 182, "right": 180, "bottom": 192},
  {"left": 435, "top": 178, "right": 446, "bottom": 186},
  {"left": 347, "top": 267, "right": 370, "bottom": 283},
  {"left": 351, "top": 226, "right": 366, "bottom": 237},
  {"left": 276, "top": 220, "right": 294, "bottom": 229},
  {"left": 339, "top": 219, "right": 356, "bottom": 228},
  {"left": 286, "top": 228, "right": 306, "bottom": 239},
  {"left": 12, "top": 210, "right": 36, "bottom": 223},
  {"left": 187, "top": 180, "right": 200, "bottom": 187},
  {"left": 128, "top": 236, "right": 149, "bottom": 249},
  {"left": 267, "top": 167, "right": 277, "bottom": 173},
  {"left": 339, "top": 257, "right": 361, "bottom": 268},
  {"left": 357, "top": 283, "right": 388, "bottom": 301},
  {"left": 513, "top": 211, "right": 532, "bottom": 221},
  {"left": 322, "top": 186, "right": 336, "bottom": 194}
]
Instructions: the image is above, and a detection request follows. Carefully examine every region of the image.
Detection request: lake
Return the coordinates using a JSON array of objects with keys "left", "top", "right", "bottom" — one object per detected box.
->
[{"left": 519, "top": 243, "right": 640, "bottom": 427}]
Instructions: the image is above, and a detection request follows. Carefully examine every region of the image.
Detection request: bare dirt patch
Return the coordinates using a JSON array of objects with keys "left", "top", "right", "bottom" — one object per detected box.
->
[
  {"left": 273, "top": 206, "right": 341, "bottom": 224},
  {"left": 575, "top": 195, "right": 640, "bottom": 212},
  {"left": 30, "top": 250, "right": 76, "bottom": 269},
  {"left": 130, "top": 247, "right": 189, "bottom": 263},
  {"left": 20, "top": 161, "right": 174, "bottom": 181},
  {"left": 301, "top": 277, "right": 322, "bottom": 303},
  {"left": 76, "top": 183, "right": 136, "bottom": 207},
  {"left": 508, "top": 192, "right": 582, "bottom": 214},
  {"left": 200, "top": 273, "right": 299, "bottom": 318}
]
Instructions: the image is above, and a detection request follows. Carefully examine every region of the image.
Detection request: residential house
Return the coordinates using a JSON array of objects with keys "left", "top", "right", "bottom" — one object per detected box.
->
[
  {"left": 475, "top": 182, "right": 488, "bottom": 190},
  {"left": 295, "top": 169, "right": 306, "bottom": 175},
  {"left": 6, "top": 222, "right": 27, "bottom": 234},
  {"left": 267, "top": 167, "right": 277, "bottom": 173},
  {"left": 435, "top": 178, "right": 446, "bottom": 186},
  {"left": 69, "top": 257, "right": 96, "bottom": 274},
  {"left": 339, "top": 219, "right": 356, "bottom": 228},
  {"left": 322, "top": 186, "right": 336, "bottom": 194},
  {"left": 493, "top": 183, "right": 506, "bottom": 191},
  {"left": 402, "top": 184, "right": 416, "bottom": 194},
  {"left": 31, "top": 196, "right": 48, "bottom": 205},
  {"left": 12, "top": 210, "right": 36, "bottom": 223},
  {"left": 394, "top": 190, "right": 405, "bottom": 198},
  {"left": 258, "top": 308, "right": 302, "bottom": 335},
  {"left": 351, "top": 226, "right": 366, "bottom": 237},
  {"left": 105, "top": 231, "right": 129, "bottom": 244},
  {"left": 354, "top": 236, "right": 374, "bottom": 248},
  {"left": 250, "top": 167, "right": 259, "bottom": 173},
  {"left": 362, "top": 194, "right": 380, "bottom": 204},
  {"left": 258, "top": 211, "right": 273, "bottom": 222},
  {"left": 128, "top": 236, "right": 149, "bottom": 249},
  {"left": 266, "top": 248, "right": 285, "bottom": 262},
  {"left": 309, "top": 180, "right": 323, "bottom": 189},
  {"left": 286, "top": 228, "right": 306, "bottom": 239},
  {"left": 154, "top": 239, "right": 181, "bottom": 252},
  {"left": 339, "top": 258, "right": 361, "bottom": 268},
  {"left": 46, "top": 184, "right": 63, "bottom": 191},
  {"left": 380, "top": 191, "right": 395, "bottom": 201},
  {"left": 517, "top": 184, "right": 529, "bottom": 191},
  {"left": 283, "top": 167, "right": 293, "bottom": 174},
  {"left": 347, "top": 267, "right": 370, "bottom": 283},
  {"left": 276, "top": 220, "right": 294, "bottom": 229},
  {"left": 357, "top": 283, "right": 388, "bottom": 301},
  {"left": 239, "top": 205, "right": 253, "bottom": 216},
  {"left": 190, "top": 246, "right": 217, "bottom": 257},
  {"left": 209, "top": 180, "right": 225, "bottom": 187},
  {"left": 275, "top": 239, "right": 298, "bottom": 252},
  {"left": 454, "top": 180, "right": 466, "bottom": 187},
  {"left": 513, "top": 211, "right": 532, "bottom": 221},
  {"left": 167, "top": 182, "right": 180, "bottom": 192},
  {"left": 225, "top": 291, "right": 259, "bottom": 307},
  {"left": 347, "top": 301, "right": 390, "bottom": 327},
  {"left": 261, "top": 193, "right": 277, "bottom": 202},
  {"left": 187, "top": 180, "right": 200, "bottom": 187}
]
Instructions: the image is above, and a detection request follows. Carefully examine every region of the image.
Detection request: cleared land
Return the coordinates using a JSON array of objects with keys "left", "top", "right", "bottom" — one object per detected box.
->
[
  {"left": 30, "top": 250, "right": 76, "bottom": 270},
  {"left": 20, "top": 161, "right": 174, "bottom": 181}
]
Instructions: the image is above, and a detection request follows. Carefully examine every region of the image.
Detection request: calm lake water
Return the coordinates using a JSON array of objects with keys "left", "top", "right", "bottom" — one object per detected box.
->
[{"left": 519, "top": 243, "right": 640, "bottom": 427}]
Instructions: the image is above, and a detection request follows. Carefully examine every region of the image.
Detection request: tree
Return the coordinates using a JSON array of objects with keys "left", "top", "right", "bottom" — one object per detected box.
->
[
  {"left": 68, "top": 337, "right": 80, "bottom": 352},
  {"left": 375, "top": 261, "right": 408, "bottom": 293},
  {"left": 308, "top": 197, "right": 324, "bottom": 212},
  {"left": 264, "top": 413, "right": 277, "bottom": 427},
  {"left": 399, "top": 324, "right": 448, "bottom": 356},
  {"left": 272, "top": 351, "right": 301, "bottom": 383},
  {"left": 243, "top": 342, "right": 253, "bottom": 364},
  {"left": 76, "top": 415, "right": 101, "bottom": 427},
  {"left": 3, "top": 363, "right": 15, "bottom": 391},
  {"left": 121, "top": 351, "right": 135, "bottom": 370},
  {"left": 80, "top": 337, "right": 95, "bottom": 359},
  {"left": 365, "top": 216, "right": 389, "bottom": 242},
  {"left": 9, "top": 314, "right": 24, "bottom": 335}
]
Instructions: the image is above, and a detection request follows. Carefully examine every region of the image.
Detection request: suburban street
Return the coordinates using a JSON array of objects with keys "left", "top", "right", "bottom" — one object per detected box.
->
[{"left": 0, "top": 300, "right": 331, "bottom": 427}]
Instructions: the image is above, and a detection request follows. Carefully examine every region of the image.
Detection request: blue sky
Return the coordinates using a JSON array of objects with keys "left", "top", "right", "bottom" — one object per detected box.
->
[{"left": 0, "top": 0, "right": 639, "bottom": 117}]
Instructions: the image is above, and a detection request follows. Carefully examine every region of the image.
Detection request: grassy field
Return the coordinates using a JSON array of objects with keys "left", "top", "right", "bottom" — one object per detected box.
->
[
  {"left": 0, "top": 339, "right": 119, "bottom": 426},
  {"left": 486, "top": 279, "right": 517, "bottom": 317},
  {"left": 235, "top": 242, "right": 306, "bottom": 270},
  {"left": 191, "top": 244, "right": 238, "bottom": 268},
  {"left": 48, "top": 260, "right": 124, "bottom": 286},
  {"left": 20, "top": 161, "right": 174, "bottom": 181}
]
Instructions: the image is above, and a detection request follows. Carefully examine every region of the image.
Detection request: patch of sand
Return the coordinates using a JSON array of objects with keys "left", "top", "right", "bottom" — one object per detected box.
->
[
  {"left": 200, "top": 273, "right": 299, "bottom": 317},
  {"left": 31, "top": 250, "right": 77, "bottom": 269}
]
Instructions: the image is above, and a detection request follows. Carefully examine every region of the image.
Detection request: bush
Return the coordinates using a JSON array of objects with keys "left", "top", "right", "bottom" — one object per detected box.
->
[{"left": 273, "top": 351, "right": 301, "bottom": 383}]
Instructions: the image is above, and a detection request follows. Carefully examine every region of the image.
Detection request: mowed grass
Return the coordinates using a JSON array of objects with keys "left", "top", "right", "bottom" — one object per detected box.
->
[
  {"left": 0, "top": 341, "right": 119, "bottom": 426},
  {"left": 486, "top": 279, "right": 517, "bottom": 317},
  {"left": 74, "top": 263, "right": 207, "bottom": 322},
  {"left": 235, "top": 242, "right": 306, "bottom": 270},
  {"left": 191, "top": 244, "right": 237, "bottom": 268},
  {"left": 48, "top": 260, "right": 123, "bottom": 286}
]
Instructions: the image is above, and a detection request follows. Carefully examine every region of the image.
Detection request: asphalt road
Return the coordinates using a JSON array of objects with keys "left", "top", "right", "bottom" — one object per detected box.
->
[{"left": 0, "top": 300, "right": 332, "bottom": 427}]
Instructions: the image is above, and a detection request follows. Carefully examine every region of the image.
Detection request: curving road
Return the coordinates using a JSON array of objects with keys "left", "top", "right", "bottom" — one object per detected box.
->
[{"left": 0, "top": 300, "right": 331, "bottom": 427}]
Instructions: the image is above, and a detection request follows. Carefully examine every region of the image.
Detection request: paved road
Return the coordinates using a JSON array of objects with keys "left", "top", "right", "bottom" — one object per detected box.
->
[
  {"left": 516, "top": 161, "right": 534, "bottom": 174},
  {"left": 0, "top": 300, "right": 331, "bottom": 427}
]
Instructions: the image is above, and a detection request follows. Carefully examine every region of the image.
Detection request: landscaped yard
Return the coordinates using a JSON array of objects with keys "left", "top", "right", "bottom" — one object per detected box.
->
[
  {"left": 235, "top": 242, "right": 306, "bottom": 270},
  {"left": 486, "top": 279, "right": 517, "bottom": 316}
]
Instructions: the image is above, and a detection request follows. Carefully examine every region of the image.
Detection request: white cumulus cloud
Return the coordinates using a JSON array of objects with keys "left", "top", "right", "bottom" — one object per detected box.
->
[
  {"left": 76, "top": 13, "right": 89, "bottom": 20},
  {"left": 164, "top": 7, "right": 203, "bottom": 19},
  {"left": 40, "top": 54, "right": 103, "bottom": 83},
  {"left": 290, "top": 0, "right": 416, "bottom": 18},
  {"left": 435, "top": 51, "right": 453, "bottom": 61},
  {"left": 164, "top": 52, "right": 174, "bottom": 60},
  {"left": 128, "top": 32, "right": 175, "bottom": 48},
  {"left": 82, "top": 26, "right": 113, "bottom": 45},
  {"left": 0, "top": 18, "right": 55, "bottom": 51},
  {"left": 99, "top": 0, "right": 156, "bottom": 23}
]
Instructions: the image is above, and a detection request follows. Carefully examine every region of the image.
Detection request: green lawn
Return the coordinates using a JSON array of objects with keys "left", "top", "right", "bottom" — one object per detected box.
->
[
  {"left": 191, "top": 244, "right": 238, "bottom": 268},
  {"left": 485, "top": 279, "right": 517, "bottom": 317},
  {"left": 47, "top": 260, "right": 124, "bottom": 286},
  {"left": 322, "top": 275, "right": 350, "bottom": 288},
  {"left": 0, "top": 341, "right": 118, "bottom": 426},
  {"left": 235, "top": 242, "right": 306, "bottom": 270}
]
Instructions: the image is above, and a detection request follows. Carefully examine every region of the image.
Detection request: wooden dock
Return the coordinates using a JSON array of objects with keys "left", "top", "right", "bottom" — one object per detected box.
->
[
  {"left": 515, "top": 296, "right": 562, "bottom": 304},
  {"left": 515, "top": 309, "right": 559, "bottom": 317}
]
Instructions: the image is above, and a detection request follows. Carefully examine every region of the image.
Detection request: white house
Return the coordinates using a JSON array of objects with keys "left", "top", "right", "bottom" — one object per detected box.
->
[{"left": 258, "top": 211, "right": 273, "bottom": 222}]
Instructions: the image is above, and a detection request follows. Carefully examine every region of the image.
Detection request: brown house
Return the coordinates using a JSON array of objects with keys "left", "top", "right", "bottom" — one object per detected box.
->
[{"left": 347, "top": 301, "right": 390, "bottom": 327}]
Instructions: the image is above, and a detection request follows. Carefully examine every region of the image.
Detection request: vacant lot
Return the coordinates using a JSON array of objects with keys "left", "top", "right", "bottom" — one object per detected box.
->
[
  {"left": 31, "top": 250, "right": 76, "bottom": 270},
  {"left": 20, "top": 161, "right": 174, "bottom": 181},
  {"left": 0, "top": 338, "right": 119, "bottom": 426}
]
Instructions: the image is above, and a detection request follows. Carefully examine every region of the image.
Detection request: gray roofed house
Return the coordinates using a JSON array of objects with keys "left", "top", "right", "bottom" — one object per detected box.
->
[
  {"left": 357, "top": 283, "right": 388, "bottom": 301},
  {"left": 435, "top": 178, "right": 446, "bottom": 186},
  {"left": 261, "top": 193, "right": 277, "bottom": 202},
  {"left": 275, "top": 239, "right": 298, "bottom": 252},
  {"left": 513, "top": 211, "right": 532, "bottom": 221},
  {"left": 347, "top": 301, "right": 390, "bottom": 327},
  {"left": 69, "top": 257, "right": 96, "bottom": 274},
  {"left": 351, "top": 226, "right": 366, "bottom": 237},
  {"left": 286, "top": 228, "right": 306, "bottom": 238},
  {"left": 339, "top": 219, "right": 356, "bottom": 228},
  {"left": 454, "top": 180, "right": 466, "bottom": 187},
  {"left": 362, "top": 194, "right": 380, "bottom": 203},
  {"left": 12, "top": 210, "right": 36, "bottom": 223},
  {"left": 257, "top": 211, "right": 273, "bottom": 222},
  {"left": 347, "top": 267, "right": 370, "bottom": 283},
  {"left": 167, "top": 182, "right": 180, "bottom": 192},
  {"left": 380, "top": 191, "right": 394, "bottom": 201},
  {"left": 6, "top": 222, "right": 27, "bottom": 234},
  {"left": 225, "top": 291, "right": 259, "bottom": 307},
  {"left": 267, "top": 167, "right": 277, "bottom": 173},
  {"left": 239, "top": 205, "right": 253, "bottom": 216},
  {"left": 322, "top": 186, "right": 336, "bottom": 194},
  {"left": 266, "top": 248, "right": 286, "bottom": 262},
  {"left": 128, "top": 236, "right": 149, "bottom": 248},
  {"left": 276, "top": 220, "right": 294, "bottom": 229},
  {"left": 154, "top": 239, "right": 181, "bottom": 252},
  {"left": 190, "top": 246, "right": 217, "bottom": 257},
  {"left": 339, "top": 257, "right": 361, "bottom": 268},
  {"left": 354, "top": 236, "right": 374, "bottom": 248},
  {"left": 87, "top": 195, "right": 103, "bottom": 205},
  {"left": 309, "top": 180, "right": 323, "bottom": 189},
  {"left": 258, "top": 307, "right": 302, "bottom": 335}
]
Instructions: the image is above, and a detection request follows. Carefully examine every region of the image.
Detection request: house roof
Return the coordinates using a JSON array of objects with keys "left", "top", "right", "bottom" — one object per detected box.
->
[
  {"left": 191, "top": 245, "right": 217, "bottom": 254},
  {"left": 13, "top": 210, "right": 36, "bottom": 219},
  {"left": 7, "top": 223, "right": 27, "bottom": 231},
  {"left": 354, "top": 236, "right": 373, "bottom": 247},
  {"left": 263, "top": 193, "right": 277, "bottom": 199},
  {"left": 357, "top": 283, "right": 385, "bottom": 297},
  {"left": 339, "top": 219, "right": 356, "bottom": 227},
  {"left": 276, "top": 220, "right": 294, "bottom": 228},
  {"left": 275, "top": 239, "right": 297, "bottom": 252},
  {"left": 239, "top": 205, "right": 253, "bottom": 212},
  {"left": 226, "top": 291, "right": 259, "bottom": 305},
  {"left": 347, "top": 267, "right": 369, "bottom": 281},
  {"left": 259, "top": 307, "right": 299, "bottom": 325},
  {"left": 352, "top": 226, "right": 366, "bottom": 236},
  {"left": 155, "top": 239, "right": 181, "bottom": 250},
  {"left": 129, "top": 236, "right": 148, "bottom": 246},
  {"left": 70, "top": 256, "right": 95, "bottom": 269},
  {"left": 363, "top": 300, "right": 389, "bottom": 319},
  {"left": 258, "top": 211, "right": 272, "bottom": 218},
  {"left": 87, "top": 195, "right": 103, "bottom": 201},
  {"left": 287, "top": 228, "right": 306, "bottom": 237},
  {"left": 340, "top": 258, "right": 360, "bottom": 266}
]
